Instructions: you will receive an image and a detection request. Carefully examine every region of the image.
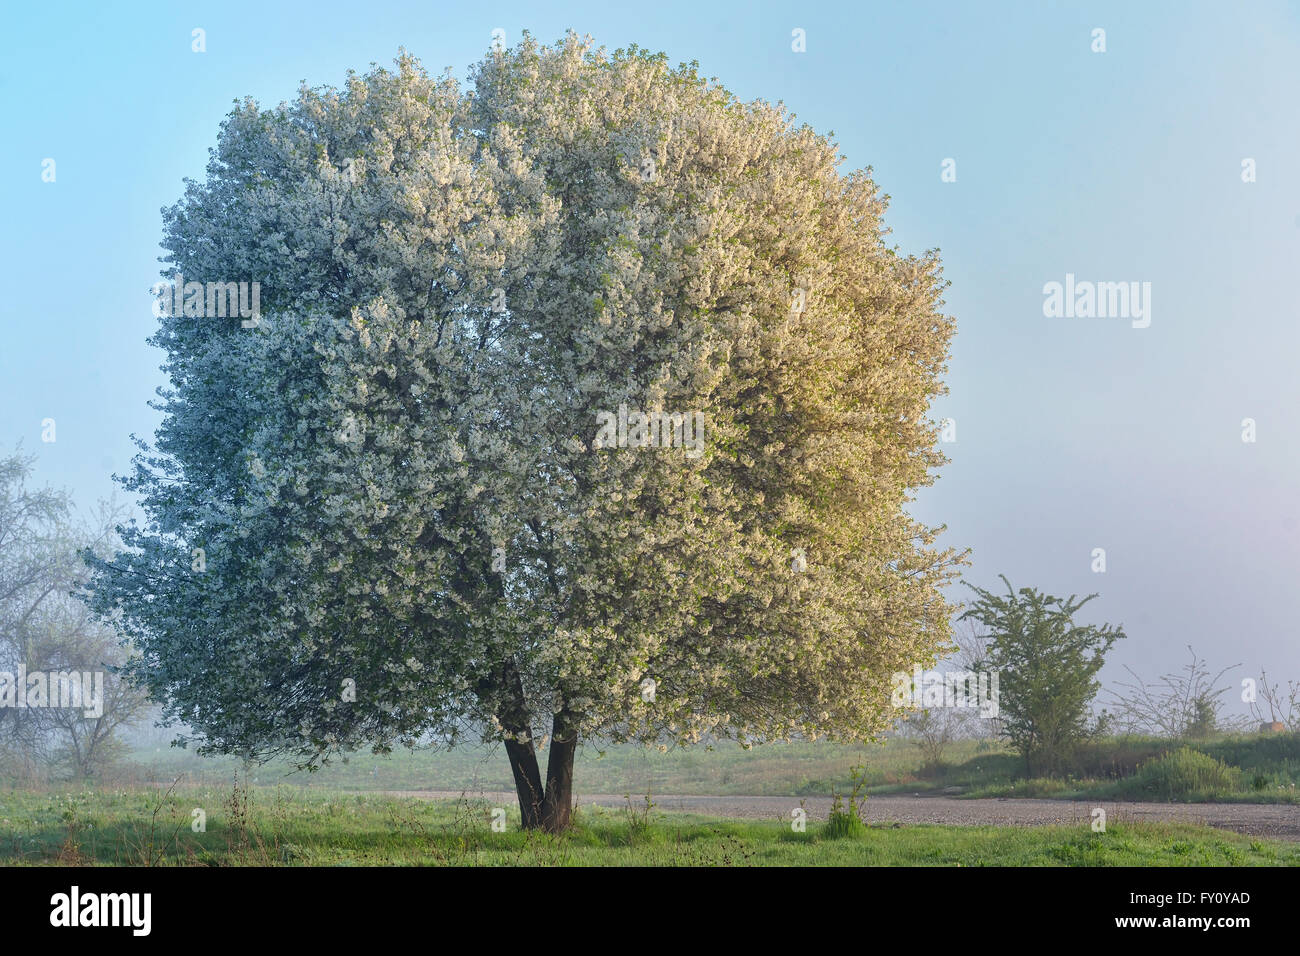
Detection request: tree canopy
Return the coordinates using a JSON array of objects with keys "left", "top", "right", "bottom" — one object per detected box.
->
[{"left": 87, "top": 32, "right": 962, "bottom": 829}]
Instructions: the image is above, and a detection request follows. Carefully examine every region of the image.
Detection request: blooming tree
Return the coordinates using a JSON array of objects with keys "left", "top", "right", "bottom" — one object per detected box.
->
[{"left": 88, "top": 33, "right": 962, "bottom": 831}]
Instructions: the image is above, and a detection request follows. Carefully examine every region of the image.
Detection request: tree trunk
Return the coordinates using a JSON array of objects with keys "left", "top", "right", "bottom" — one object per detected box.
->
[
  {"left": 490, "top": 660, "right": 579, "bottom": 833},
  {"left": 494, "top": 660, "right": 544, "bottom": 829},
  {"left": 539, "top": 712, "right": 578, "bottom": 833},
  {"left": 503, "top": 736, "right": 544, "bottom": 829}
]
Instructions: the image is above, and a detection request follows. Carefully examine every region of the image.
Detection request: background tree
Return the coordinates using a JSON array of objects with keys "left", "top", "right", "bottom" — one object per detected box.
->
[
  {"left": 1107, "top": 645, "right": 1238, "bottom": 740},
  {"left": 41, "top": 592, "right": 149, "bottom": 778},
  {"left": 899, "top": 619, "right": 996, "bottom": 766},
  {"left": 0, "top": 450, "right": 147, "bottom": 780},
  {"left": 904, "top": 706, "right": 967, "bottom": 771},
  {"left": 0, "top": 450, "right": 69, "bottom": 778},
  {"left": 1249, "top": 670, "right": 1299, "bottom": 732},
  {"left": 87, "top": 34, "right": 962, "bottom": 831},
  {"left": 962, "top": 576, "right": 1123, "bottom": 777}
]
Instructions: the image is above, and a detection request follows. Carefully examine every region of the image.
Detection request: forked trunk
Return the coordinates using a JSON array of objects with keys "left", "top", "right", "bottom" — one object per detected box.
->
[
  {"left": 499, "top": 711, "right": 578, "bottom": 833},
  {"left": 503, "top": 736, "right": 544, "bottom": 829},
  {"left": 495, "top": 660, "right": 545, "bottom": 829},
  {"left": 539, "top": 714, "right": 578, "bottom": 833}
]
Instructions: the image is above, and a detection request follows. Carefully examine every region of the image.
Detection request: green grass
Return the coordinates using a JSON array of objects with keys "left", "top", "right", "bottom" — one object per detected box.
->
[
  {"left": 117, "top": 737, "right": 926, "bottom": 796},
  {"left": 960, "top": 736, "right": 1300, "bottom": 803},
  {"left": 94, "top": 730, "right": 1300, "bottom": 805},
  {"left": 113, "top": 735, "right": 1015, "bottom": 798},
  {"left": 1, "top": 784, "right": 1296, "bottom": 866}
]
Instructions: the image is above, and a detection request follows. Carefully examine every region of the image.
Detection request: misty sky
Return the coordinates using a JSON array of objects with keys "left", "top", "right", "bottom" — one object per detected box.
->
[{"left": 2, "top": 0, "right": 1296, "bottom": 709}]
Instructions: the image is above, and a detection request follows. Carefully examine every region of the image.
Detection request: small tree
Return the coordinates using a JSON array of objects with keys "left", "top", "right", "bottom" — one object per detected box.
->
[
  {"left": 1249, "top": 670, "right": 1299, "bottom": 732},
  {"left": 1107, "top": 646, "right": 1238, "bottom": 740},
  {"left": 900, "top": 620, "right": 989, "bottom": 764},
  {"left": 43, "top": 604, "right": 148, "bottom": 778},
  {"left": 952, "top": 617, "right": 1000, "bottom": 740},
  {"left": 905, "top": 706, "right": 968, "bottom": 769},
  {"left": 961, "top": 576, "right": 1123, "bottom": 777}
]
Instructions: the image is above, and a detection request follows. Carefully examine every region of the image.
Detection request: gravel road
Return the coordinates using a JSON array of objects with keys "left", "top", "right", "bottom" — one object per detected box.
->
[{"left": 386, "top": 790, "right": 1300, "bottom": 840}]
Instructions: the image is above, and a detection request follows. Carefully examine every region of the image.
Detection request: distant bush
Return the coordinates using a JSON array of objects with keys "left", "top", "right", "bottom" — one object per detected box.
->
[
  {"left": 795, "top": 777, "right": 830, "bottom": 796},
  {"left": 1073, "top": 736, "right": 1167, "bottom": 780},
  {"left": 1135, "top": 747, "right": 1237, "bottom": 800}
]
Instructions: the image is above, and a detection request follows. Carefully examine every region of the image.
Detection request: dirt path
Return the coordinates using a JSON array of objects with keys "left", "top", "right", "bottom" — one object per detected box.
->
[{"left": 383, "top": 790, "right": 1300, "bottom": 840}]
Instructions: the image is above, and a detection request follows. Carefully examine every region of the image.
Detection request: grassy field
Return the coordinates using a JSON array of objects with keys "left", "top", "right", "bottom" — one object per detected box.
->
[
  {"left": 107, "top": 731, "right": 1300, "bottom": 804},
  {"left": 2, "top": 784, "right": 1297, "bottom": 867},
  {"left": 116, "top": 736, "right": 912, "bottom": 796}
]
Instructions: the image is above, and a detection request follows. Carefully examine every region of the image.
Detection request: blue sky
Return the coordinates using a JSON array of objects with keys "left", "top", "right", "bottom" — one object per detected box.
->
[{"left": 2, "top": 0, "right": 1297, "bottom": 701}]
